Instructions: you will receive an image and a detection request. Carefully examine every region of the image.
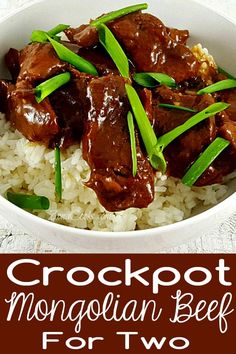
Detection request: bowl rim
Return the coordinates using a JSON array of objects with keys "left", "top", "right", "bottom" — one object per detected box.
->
[{"left": 0, "top": 0, "right": 235, "bottom": 239}]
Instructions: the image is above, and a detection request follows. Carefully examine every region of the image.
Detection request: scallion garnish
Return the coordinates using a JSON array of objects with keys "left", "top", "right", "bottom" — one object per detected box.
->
[
  {"left": 197, "top": 79, "right": 236, "bottom": 95},
  {"left": 127, "top": 111, "right": 138, "bottom": 177},
  {"left": 31, "top": 24, "right": 70, "bottom": 43},
  {"left": 125, "top": 84, "right": 166, "bottom": 171},
  {"left": 159, "top": 103, "right": 197, "bottom": 113},
  {"left": 182, "top": 137, "right": 230, "bottom": 187},
  {"left": 47, "top": 24, "right": 70, "bottom": 36},
  {"left": 91, "top": 3, "right": 148, "bottom": 27},
  {"left": 156, "top": 102, "right": 229, "bottom": 152},
  {"left": 98, "top": 24, "right": 129, "bottom": 78},
  {"left": 35, "top": 72, "right": 71, "bottom": 103},
  {"left": 55, "top": 146, "right": 62, "bottom": 202},
  {"left": 133, "top": 72, "right": 176, "bottom": 88},
  {"left": 46, "top": 35, "right": 99, "bottom": 76},
  {"left": 7, "top": 192, "right": 50, "bottom": 210},
  {"left": 218, "top": 66, "right": 236, "bottom": 80}
]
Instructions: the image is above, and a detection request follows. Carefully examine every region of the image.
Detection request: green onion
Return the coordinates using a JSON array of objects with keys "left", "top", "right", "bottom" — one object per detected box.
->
[
  {"left": 159, "top": 103, "right": 197, "bottom": 113},
  {"left": 47, "top": 35, "right": 99, "bottom": 76},
  {"left": 55, "top": 146, "right": 62, "bottom": 202},
  {"left": 98, "top": 24, "right": 129, "bottom": 78},
  {"left": 7, "top": 192, "right": 50, "bottom": 210},
  {"left": 48, "top": 24, "right": 70, "bottom": 36},
  {"left": 31, "top": 24, "right": 70, "bottom": 43},
  {"left": 91, "top": 3, "right": 148, "bottom": 27},
  {"left": 197, "top": 79, "right": 236, "bottom": 95},
  {"left": 127, "top": 111, "right": 138, "bottom": 177},
  {"left": 133, "top": 72, "right": 176, "bottom": 88},
  {"left": 218, "top": 66, "right": 236, "bottom": 80},
  {"left": 125, "top": 84, "right": 166, "bottom": 171},
  {"left": 35, "top": 72, "right": 71, "bottom": 103},
  {"left": 182, "top": 137, "right": 230, "bottom": 187},
  {"left": 156, "top": 102, "right": 230, "bottom": 151}
]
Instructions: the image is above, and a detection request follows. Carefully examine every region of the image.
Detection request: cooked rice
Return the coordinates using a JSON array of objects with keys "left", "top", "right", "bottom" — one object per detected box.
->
[{"left": 0, "top": 45, "right": 231, "bottom": 232}]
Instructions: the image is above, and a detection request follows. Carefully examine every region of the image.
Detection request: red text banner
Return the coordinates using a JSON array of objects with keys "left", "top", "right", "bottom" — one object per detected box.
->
[{"left": 0, "top": 255, "right": 235, "bottom": 353}]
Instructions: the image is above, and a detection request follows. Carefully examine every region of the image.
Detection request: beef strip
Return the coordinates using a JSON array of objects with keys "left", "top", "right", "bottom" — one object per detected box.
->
[
  {"left": 0, "top": 80, "right": 10, "bottom": 113},
  {"left": 108, "top": 13, "right": 200, "bottom": 83},
  {"left": 166, "top": 28, "right": 189, "bottom": 45},
  {"left": 153, "top": 86, "right": 217, "bottom": 181},
  {"left": 83, "top": 75, "right": 154, "bottom": 211},
  {"left": 5, "top": 48, "right": 20, "bottom": 82},
  {"left": 199, "top": 88, "right": 236, "bottom": 185},
  {"left": 78, "top": 46, "right": 119, "bottom": 76},
  {"left": 62, "top": 41, "right": 118, "bottom": 76},
  {"left": 65, "top": 12, "right": 199, "bottom": 83},
  {"left": 49, "top": 73, "right": 92, "bottom": 147},
  {"left": 65, "top": 24, "right": 98, "bottom": 47},
  {"left": 18, "top": 43, "right": 68, "bottom": 83},
  {"left": 6, "top": 80, "right": 59, "bottom": 145}
]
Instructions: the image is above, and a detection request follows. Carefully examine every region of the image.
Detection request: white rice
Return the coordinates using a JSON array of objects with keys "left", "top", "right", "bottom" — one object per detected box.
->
[
  {"left": 0, "top": 44, "right": 231, "bottom": 232},
  {"left": 0, "top": 113, "right": 228, "bottom": 232}
]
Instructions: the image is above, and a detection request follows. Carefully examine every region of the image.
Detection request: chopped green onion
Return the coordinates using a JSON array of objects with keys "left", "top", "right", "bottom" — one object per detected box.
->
[
  {"left": 197, "top": 79, "right": 236, "bottom": 95},
  {"left": 91, "top": 3, "right": 148, "bottom": 27},
  {"left": 125, "top": 84, "right": 166, "bottom": 171},
  {"left": 31, "top": 24, "right": 70, "bottom": 43},
  {"left": 127, "top": 111, "right": 138, "bottom": 177},
  {"left": 133, "top": 72, "right": 176, "bottom": 88},
  {"left": 55, "top": 146, "right": 62, "bottom": 202},
  {"left": 48, "top": 24, "right": 70, "bottom": 36},
  {"left": 35, "top": 72, "right": 71, "bottom": 103},
  {"left": 31, "top": 30, "right": 51, "bottom": 43},
  {"left": 47, "top": 35, "right": 99, "bottom": 76},
  {"left": 7, "top": 192, "right": 50, "bottom": 210},
  {"left": 159, "top": 103, "right": 197, "bottom": 113},
  {"left": 156, "top": 102, "right": 230, "bottom": 151},
  {"left": 98, "top": 24, "right": 129, "bottom": 78},
  {"left": 218, "top": 66, "right": 236, "bottom": 80},
  {"left": 182, "top": 137, "right": 230, "bottom": 187}
]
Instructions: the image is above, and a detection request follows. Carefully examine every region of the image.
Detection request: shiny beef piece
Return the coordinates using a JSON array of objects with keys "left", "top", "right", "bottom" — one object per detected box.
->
[
  {"left": 50, "top": 73, "right": 92, "bottom": 147},
  {"left": 166, "top": 28, "right": 189, "bottom": 45},
  {"left": 6, "top": 80, "right": 59, "bottom": 145},
  {"left": 201, "top": 89, "right": 236, "bottom": 185},
  {"left": 83, "top": 75, "right": 155, "bottom": 211},
  {"left": 78, "top": 46, "right": 119, "bottom": 76},
  {"left": 65, "top": 24, "right": 98, "bottom": 47},
  {"left": 65, "top": 13, "right": 200, "bottom": 83},
  {"left": 18, "top": 43, "right": 68, "bottom": 83},
  {"left": 108, "top": 13, "right": 200, "bottom": 83},
  {"left": 63, "top": 41, "right": 118, "bottom": 76},
  {"left": 153, "top": 86, "right": 217, "bottom": 181},
  {"left": 0, "top": 80, "right": 10, "bottom": 113},
  {"left": 5, "top": 48, "right": 20, "bottom": 82}
]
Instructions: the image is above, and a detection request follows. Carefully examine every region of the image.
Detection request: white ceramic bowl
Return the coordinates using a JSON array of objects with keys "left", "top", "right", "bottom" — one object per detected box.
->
[{"left": 0, "top": 0, "right": 235, "bottom": 252}]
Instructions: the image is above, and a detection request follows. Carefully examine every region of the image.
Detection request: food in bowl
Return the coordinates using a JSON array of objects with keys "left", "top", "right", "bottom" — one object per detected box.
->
[{"left": 0, "top": 3, "right": 235, "bottom": 232}]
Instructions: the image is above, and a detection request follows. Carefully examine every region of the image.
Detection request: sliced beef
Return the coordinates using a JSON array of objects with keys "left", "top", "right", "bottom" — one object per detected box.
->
[
  {"left": 50, "top": 73, "right": 92, "bottom": 147},
  {"left": 66, "top": 12, "right": 200, "bottom": 83},
  {"left": 62, "top": 41, "right": 118, "bottom": 76},
  {"left": 5, "top": 48, "right": 20, "bottom": 82},
  {"left": 78, "top": 46, "right": 119, "bottom": 76},
  {"left": 198, "top": 88, "right": 236, "bottom": 185},
  {"left": 0, "top": 80, "right": 10, "bottom": 113},
  {"left": 83, "top": 75, "right": 154, "bottom": 211},
  {"left": 6, "top": 80, "right": 59, "bottom": 145},
  {"left": 166, "top": 28, "right": 189, "bottom": 45},
  {"left": 153, "top": 86, "right": 217, "bottom": 180},
  {"left": 65, "top": 24, "right": 98, "bottom": 47},
  {"left": 108, "top": 13, "right": 200, "bottom": 83},
  {"left": 18, "top": 43, "right": 68, "bottom": 83}
]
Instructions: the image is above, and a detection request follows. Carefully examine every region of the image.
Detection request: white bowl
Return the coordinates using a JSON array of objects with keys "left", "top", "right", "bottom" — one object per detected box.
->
[{"left": 0, "top": 0, "right": 235, "bottom": 252}]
